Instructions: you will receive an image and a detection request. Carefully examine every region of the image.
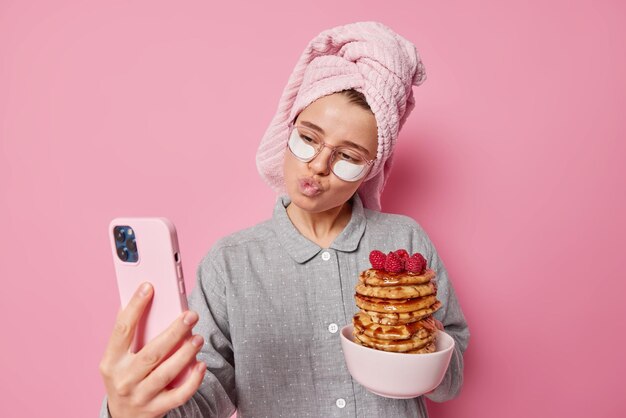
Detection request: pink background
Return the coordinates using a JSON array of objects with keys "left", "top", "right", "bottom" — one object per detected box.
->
[{"left": 1, "top": 1, "right": 625, "bottom": 417}]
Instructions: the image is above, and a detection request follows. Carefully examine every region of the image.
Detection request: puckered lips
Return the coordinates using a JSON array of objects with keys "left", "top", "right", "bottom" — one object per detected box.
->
[{"left": 298, "top": 176, "right": 323, "bottom": 197}]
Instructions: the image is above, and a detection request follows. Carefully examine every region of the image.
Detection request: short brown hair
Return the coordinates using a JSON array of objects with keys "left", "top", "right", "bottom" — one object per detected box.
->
[
  {"left": 339, "top": 89, "right": 372, "bottom": 112},
  {"left": 292, "top": 89, "right": 373, "bottom": 125}
]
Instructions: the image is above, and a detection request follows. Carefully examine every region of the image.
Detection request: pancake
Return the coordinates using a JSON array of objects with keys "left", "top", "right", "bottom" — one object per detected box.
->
[
  {"left": 405, "top": 342, "right": 437, "bottom": 354},
  {"left": 352, "top": 335, "right": 437, "bottom": 354},
  {"left": 353, "top": 329, "right": 436, "bottom": 353},
  {"left": 359, "top": 268, "right": 435, "bottom": 287},
  {"left": 361, "top": 300, "right": 443, "bottom": 325},
  {"left": 354, "top": 294, "right": 438, "bottom": 314},
  {"left": 352, "top": 250, "right": 443, "bottom": 355},
  {"left": 355, "top": 281, "right": 437, "bottom": 300},
  {"left": 353, "top": 312, "right": 437, "bottom": 340}
]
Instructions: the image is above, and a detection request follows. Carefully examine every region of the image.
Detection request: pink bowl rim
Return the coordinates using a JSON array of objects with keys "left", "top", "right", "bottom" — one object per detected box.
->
[{"left": 340, "top": 323, "right": 455, "bottom": 357}]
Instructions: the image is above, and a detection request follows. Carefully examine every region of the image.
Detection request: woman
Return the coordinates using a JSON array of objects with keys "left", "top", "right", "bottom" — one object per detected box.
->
[{"left": 99, "top": 21, "right": 470, "bottom": 418}]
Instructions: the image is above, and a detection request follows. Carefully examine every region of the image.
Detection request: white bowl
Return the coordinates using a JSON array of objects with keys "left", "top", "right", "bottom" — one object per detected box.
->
[{"left": 340, "top": 324, "right": 455, "bottom": 399}]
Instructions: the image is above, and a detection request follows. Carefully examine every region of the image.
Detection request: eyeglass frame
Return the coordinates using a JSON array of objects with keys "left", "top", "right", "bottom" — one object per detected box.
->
[{"left": 285, "top": 119, "right": 376, "bottom": 181}]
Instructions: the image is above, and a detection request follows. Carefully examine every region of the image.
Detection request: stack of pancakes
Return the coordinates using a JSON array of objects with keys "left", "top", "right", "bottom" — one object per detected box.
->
[{"left": 353, "top": 265, "right": 442, "bottom": 354}]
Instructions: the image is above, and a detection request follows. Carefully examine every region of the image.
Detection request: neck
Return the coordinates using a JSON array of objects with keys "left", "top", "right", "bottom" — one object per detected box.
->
[{"left": 286, "top": 198, "right": 353, "bottom": 248}]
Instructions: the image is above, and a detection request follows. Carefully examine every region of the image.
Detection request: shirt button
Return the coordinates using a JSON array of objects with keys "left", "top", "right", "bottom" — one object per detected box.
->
[
  {"left": 328, "top": 323, "right": 338, "bottom": 333},
  {"left": 336, "top": 398, "right": 346, "bottom": 408},
  {"left": 321, "top": 251, "right": 331, "bottom": 261}
]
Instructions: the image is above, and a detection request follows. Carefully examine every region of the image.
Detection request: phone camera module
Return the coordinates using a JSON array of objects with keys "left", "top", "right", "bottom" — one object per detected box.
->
[{"left": 113, "top": 225, "right": 139, "bottom": 263}]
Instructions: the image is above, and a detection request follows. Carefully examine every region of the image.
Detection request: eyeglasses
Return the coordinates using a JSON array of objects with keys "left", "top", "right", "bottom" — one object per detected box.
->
[{"left": 286, "top": 121, "right": 375, "bottom": 182}]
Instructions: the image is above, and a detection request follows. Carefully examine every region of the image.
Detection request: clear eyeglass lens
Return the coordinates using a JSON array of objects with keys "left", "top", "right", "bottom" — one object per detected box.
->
[
  {"left": 288, "top": 128, "right": 317, "bottom": 160},
  {"left": 287, "top": 126, "right": 368, "bottom": 182}
]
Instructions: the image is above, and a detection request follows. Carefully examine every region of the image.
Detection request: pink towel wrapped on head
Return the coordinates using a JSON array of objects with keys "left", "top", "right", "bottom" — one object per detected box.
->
[{"left": 256, "top": 21, "right": 427, "bottom": 211}]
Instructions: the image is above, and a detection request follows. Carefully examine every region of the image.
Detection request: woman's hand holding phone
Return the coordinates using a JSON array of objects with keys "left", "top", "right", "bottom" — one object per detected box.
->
[{"left": 99, "top": 283, "right": 206, "bottom": 418}]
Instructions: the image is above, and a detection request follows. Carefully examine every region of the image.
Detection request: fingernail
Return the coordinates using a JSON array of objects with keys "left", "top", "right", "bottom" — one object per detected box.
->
[
  {"left": 183, "top": 311, "right": 198, "bottom": 325},
  {"left": 191, "top": 335, "right": 203, "bottom": 347},
  {"left": 140, "top": 282, "right": 151, "bottom": 296}
]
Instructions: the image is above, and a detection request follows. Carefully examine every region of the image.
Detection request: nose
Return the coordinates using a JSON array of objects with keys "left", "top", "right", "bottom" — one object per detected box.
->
[{"left": 308, "top": 145, "right": 333, "bottom": 176}]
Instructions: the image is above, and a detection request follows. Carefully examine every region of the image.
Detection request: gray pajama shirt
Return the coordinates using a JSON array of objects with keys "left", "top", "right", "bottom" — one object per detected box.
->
[{"left": 100, "top": 192, "right": 470, "bottom": 417}]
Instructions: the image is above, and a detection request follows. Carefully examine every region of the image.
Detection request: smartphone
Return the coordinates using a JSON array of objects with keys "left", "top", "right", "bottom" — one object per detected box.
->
[{"left": 109, "top": 217, "right": 195, "bottom": 389}]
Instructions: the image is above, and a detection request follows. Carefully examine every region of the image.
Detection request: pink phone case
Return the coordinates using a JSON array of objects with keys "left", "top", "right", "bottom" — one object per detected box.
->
[{"left": 109, "top": 217, "right": 195, "bottom": 389}]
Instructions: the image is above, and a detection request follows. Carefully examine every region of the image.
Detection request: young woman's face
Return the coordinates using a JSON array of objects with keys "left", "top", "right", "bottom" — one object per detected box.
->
[{"left": 283, "top": 92, "right": 378, "bottom": 213}]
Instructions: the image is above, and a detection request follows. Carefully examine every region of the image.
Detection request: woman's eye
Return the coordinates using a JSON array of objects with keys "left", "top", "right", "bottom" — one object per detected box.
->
[
  {"left": 339, "top": 152, "right": 357, "bottom": 161},
  {"left": 300, "top": 134, "right": 314, "bottom": 144}
]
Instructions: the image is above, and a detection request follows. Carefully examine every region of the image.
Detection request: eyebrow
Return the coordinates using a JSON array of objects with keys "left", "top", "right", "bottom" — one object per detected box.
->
[{"left": 299, "top": 120, "right": 372, "bottom": 157}]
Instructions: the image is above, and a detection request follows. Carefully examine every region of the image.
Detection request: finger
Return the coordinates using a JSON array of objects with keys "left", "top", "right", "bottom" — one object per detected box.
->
[
  {"left": 151, "top": 360, "right": 206, "bottom": 413},
  {"left": 129, "top": 309, "right": 199, "bottom": 381},
  {"left": 138, "top": 334, "right": 204, "bottom": 399},
  {"left": 103, "top": 282, "right": 154, "bottom": 362}
]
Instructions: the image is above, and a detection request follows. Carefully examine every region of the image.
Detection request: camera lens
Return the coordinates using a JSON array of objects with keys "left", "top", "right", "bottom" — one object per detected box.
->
[
  {"left": 114, "top": 226, "right": 126, "bottom": 243},
  {"left": 117, "top": 246, "right": 129, "bottom": 261},
  {"left": 126, "top": 238, "right": 137, "bottom": 252}
]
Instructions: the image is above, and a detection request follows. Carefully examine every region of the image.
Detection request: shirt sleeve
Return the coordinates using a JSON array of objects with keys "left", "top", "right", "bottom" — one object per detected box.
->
[
  {"left": 164, "top": 251, "right": 237, "bottom": 417},
  {"left": 98, "top": 250, "right": 237, "bottom": 418},
  {"left": 411, "top": 222, "right": 471, "bottom": 402}
]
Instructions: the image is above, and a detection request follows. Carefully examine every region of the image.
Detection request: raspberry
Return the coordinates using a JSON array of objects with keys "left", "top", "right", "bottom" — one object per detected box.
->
[
  {"left": 369, "top": 250, "right": 387, "bottom": 269},
  {"left": 394, "top": 249, "right": 409, "bottom": 269},
  {"left": 384, "top": 251, "right": 404, "bottom": 273},
  {"left": 406, "top": 253, "right": 427, "bottom": 274},
  {"left": 394, "top": 249, "right": 409, "bottom": 260},
  {"left": 412, "top": 252, "right": 427, "bottom": 266}
]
